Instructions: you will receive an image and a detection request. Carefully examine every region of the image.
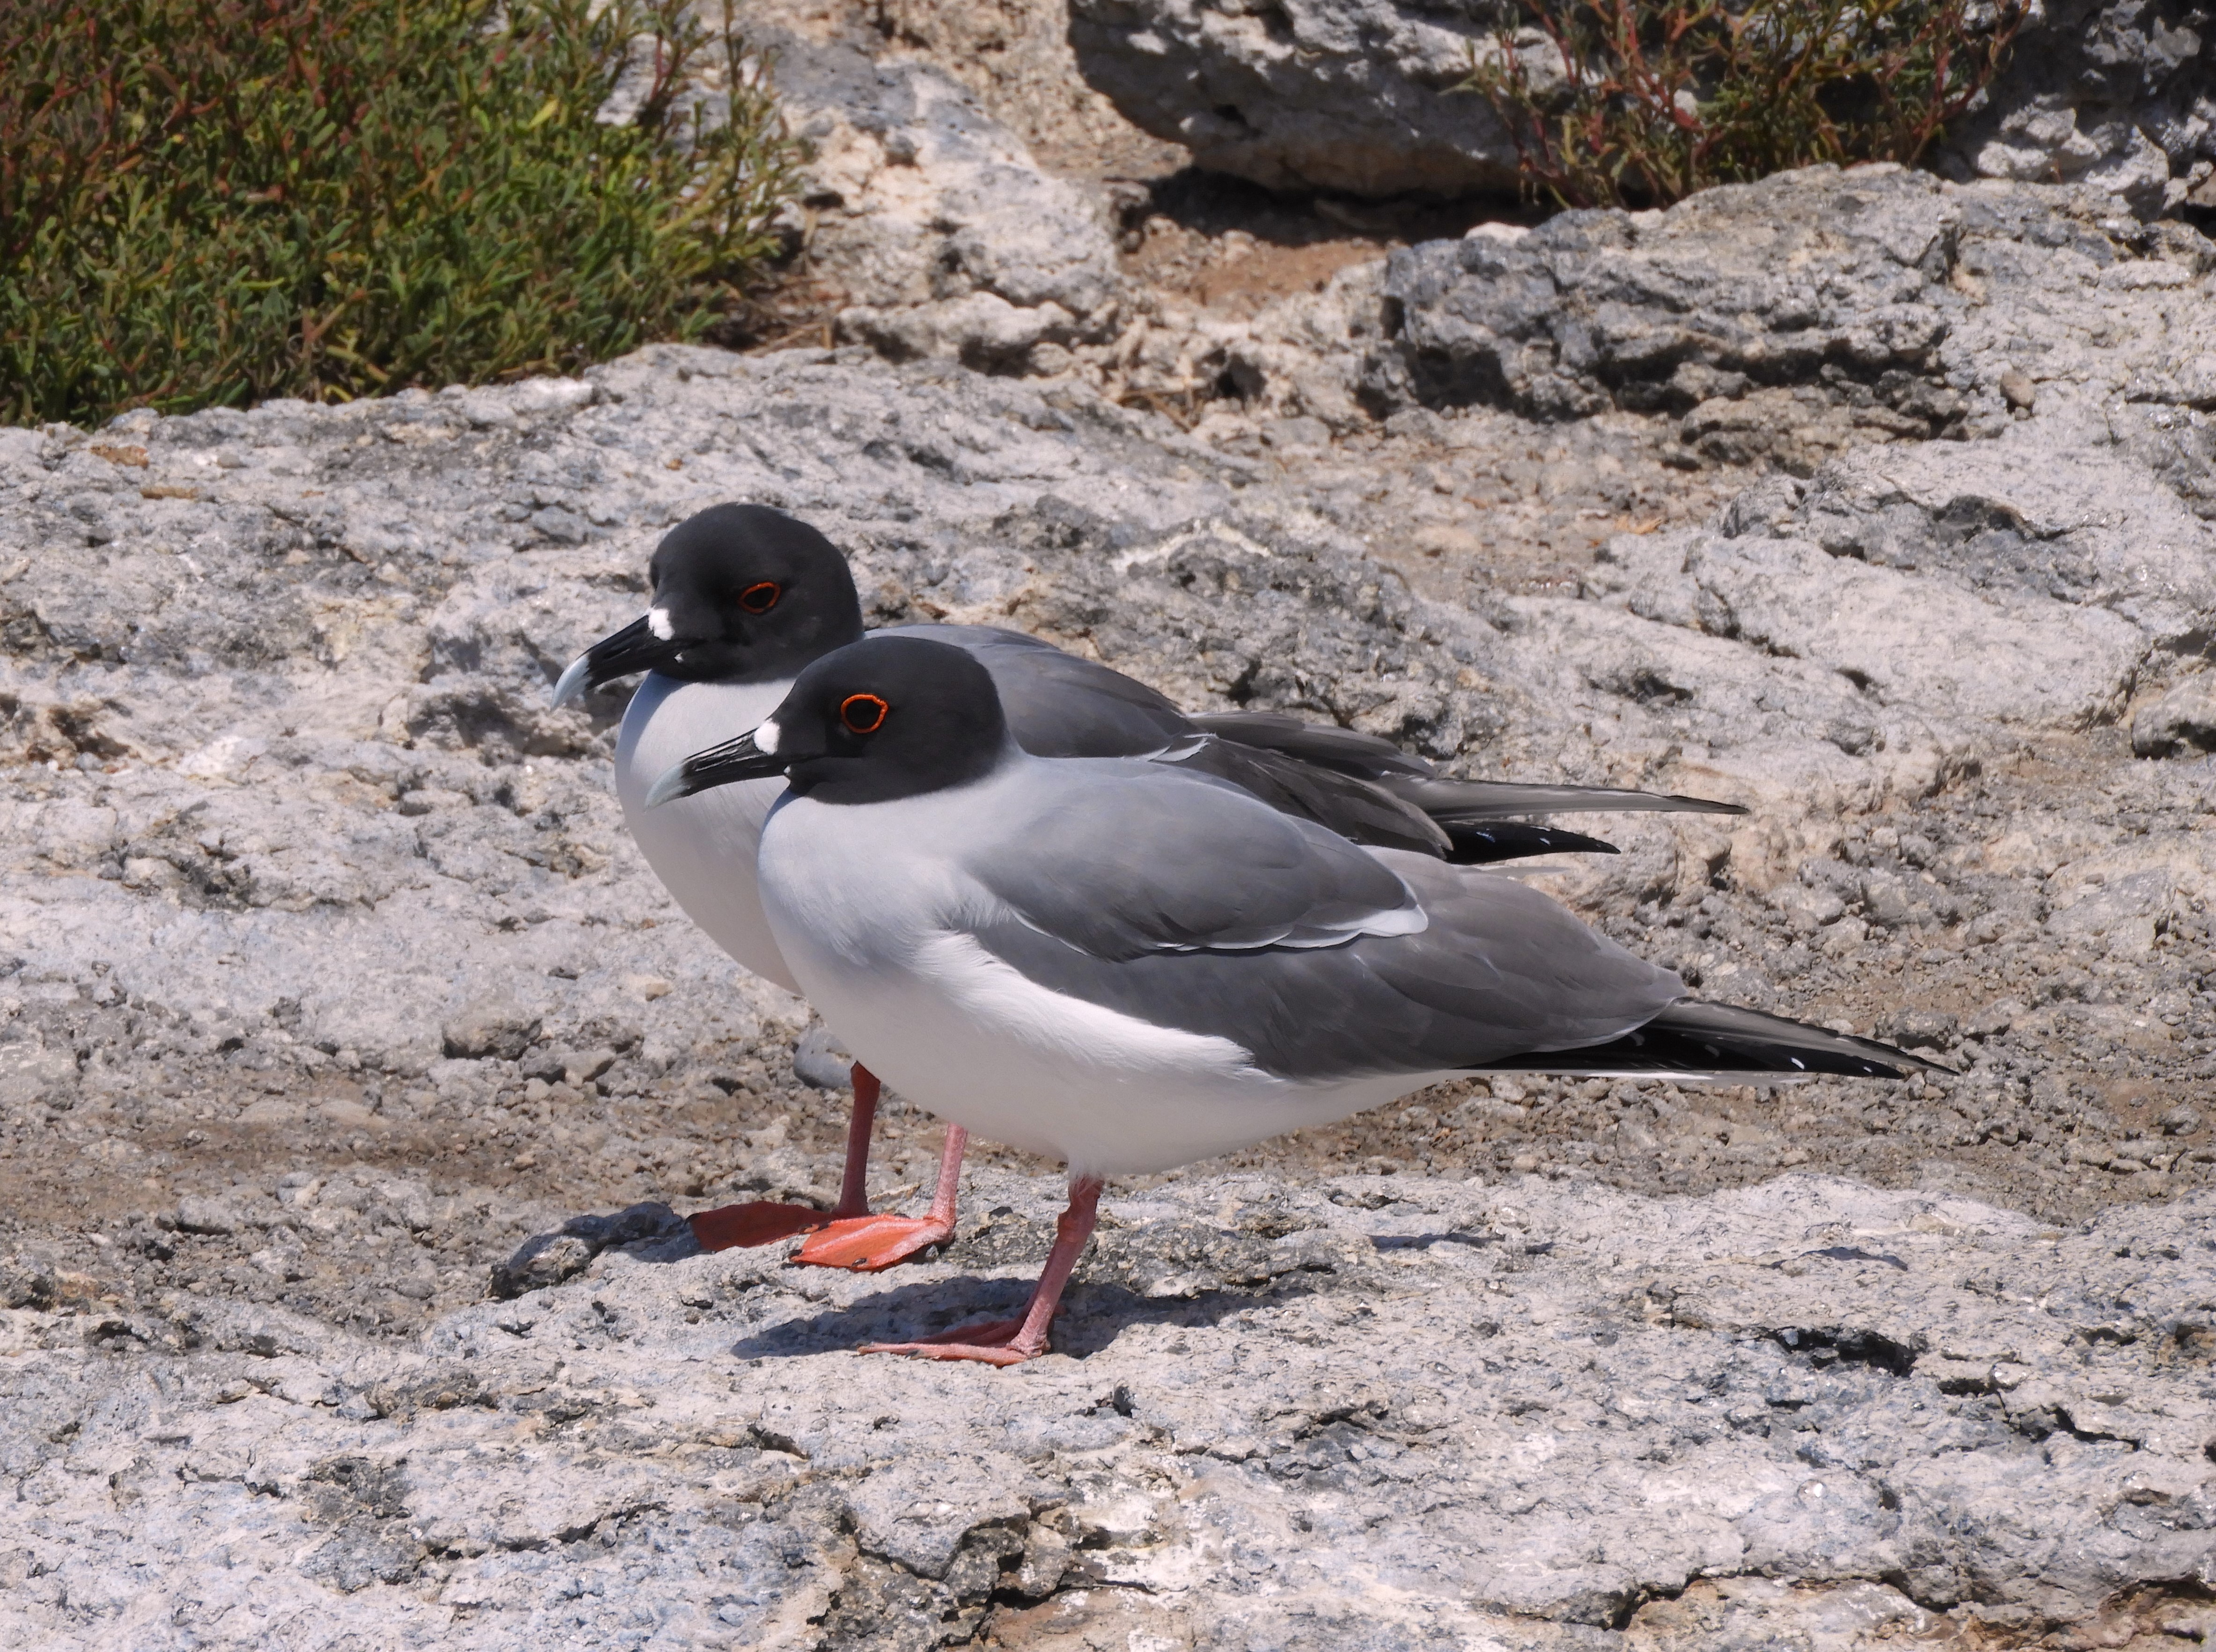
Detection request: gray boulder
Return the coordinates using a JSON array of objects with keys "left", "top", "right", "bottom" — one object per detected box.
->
[
  {"left": 1938, "top": 0, "right": 2216, "bottom": 216},
  {"left": 1069, "top": 0, "right": 1520, "bottom": 197},
  {"left": 3, "top": 321, "right": 2214, "bottom": 1226},
  {"left": 2133, "top": 673, "right": 2216, "bottom": 755},
  {"left": 8, "top": 172, "right": 2216, "bottom": 1636},
  {"left": 1366, "top": 165, "right": 2216, "bottom": 476},
  {"left": 437, "top": 999, "right": 542, "bottom": 1062},
  {"left": 1581, "top": 432, "right": 2216, "bottom": 741},
  {"left": 172, "top": 1194, "right": 242, "bottom": 1235}
]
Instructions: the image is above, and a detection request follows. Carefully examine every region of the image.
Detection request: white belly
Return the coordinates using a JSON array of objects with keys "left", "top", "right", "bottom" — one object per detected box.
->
[
  {"left": 615, "top": 674, "right": 799, "bottom": 993},
  {"left": 757, "top": 786, "right": 1445, "bottom": 1174}
]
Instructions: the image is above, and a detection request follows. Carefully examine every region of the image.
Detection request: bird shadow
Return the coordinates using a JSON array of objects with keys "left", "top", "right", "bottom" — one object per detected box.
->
[
  {"left": 727, "top": 1275, "right": 1320, "bottom": 1361},
  {"left": 1369, "top": 1229, "right": 1503, "bottom": 1253},
  {"left": 496, "top": 1204, "right": 1346, "bottom": 1359}
]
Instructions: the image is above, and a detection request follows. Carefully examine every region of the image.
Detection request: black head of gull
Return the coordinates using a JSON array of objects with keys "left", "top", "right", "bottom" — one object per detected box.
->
[
  {"left": 646, "top": 634, "right": 1010, "bottom": 808},
  {"left": 552, "top": 504, "right": 864, "bottom": 703}
]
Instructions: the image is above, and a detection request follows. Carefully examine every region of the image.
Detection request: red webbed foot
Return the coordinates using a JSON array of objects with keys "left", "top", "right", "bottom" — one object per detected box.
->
[
  {"left": 687, "top": 1201, "right": 833, "bottom": 1252},
  {"left": 690, "top": 1060, "right": 893, "bottom": 1255},
  {"left": 790, "top": 1121, "right": 970, "bottom": 1272},
  {"left": 859, "top": 1317, "right": 1040, "bottom": 1366},
  {"left": 793, "top": 1211, "right": 955, "bottom": 1272}
]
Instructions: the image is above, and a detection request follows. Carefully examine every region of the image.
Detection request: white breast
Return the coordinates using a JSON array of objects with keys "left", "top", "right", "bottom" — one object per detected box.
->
[
  {"left": 615, "top": 674, "right": 799, "bottom": 993},
  {"left": 756, "top": 777, "right": 1442, "bottom": 1174}
]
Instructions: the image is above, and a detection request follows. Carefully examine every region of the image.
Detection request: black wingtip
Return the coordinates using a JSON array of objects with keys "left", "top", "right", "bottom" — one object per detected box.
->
[
  {"left": 1469, "top": 1000, "right": 1945, "bottom": 1080},
  {"left": 1442, "top": 821, "right": 1621, "bottom": 865}
]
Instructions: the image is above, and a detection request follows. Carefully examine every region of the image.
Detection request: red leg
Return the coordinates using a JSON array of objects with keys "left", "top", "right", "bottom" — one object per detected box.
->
[
  {"left": 688, "top": 1062, "right": 882, "bottom": 1252},
  {"left": 834, "top": 1063, "right": 880, "bottom": 1219},
  {"left": 792, "top": 1122, "right": 968, "bottom": 1271},
  {"left": 861, "top": 1175, "right": 1103, "bottom": 1366}
]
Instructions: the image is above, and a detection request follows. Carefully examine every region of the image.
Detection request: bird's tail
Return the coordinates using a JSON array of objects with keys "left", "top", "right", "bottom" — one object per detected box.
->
[
  {"left": 1394, "top": 776, "right": 1749, "bottom": 822},
  {"left": 1469, "top": 1000, "right": 1944, "bottom": 1080}
]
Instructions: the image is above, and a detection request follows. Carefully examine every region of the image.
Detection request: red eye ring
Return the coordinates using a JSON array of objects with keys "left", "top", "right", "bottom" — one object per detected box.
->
[
  {"left": 840, "top": 693, "right": 889, "bottom": 735},
  {"left": 738, "top": 581, "right": 781, "bottom": 615}
]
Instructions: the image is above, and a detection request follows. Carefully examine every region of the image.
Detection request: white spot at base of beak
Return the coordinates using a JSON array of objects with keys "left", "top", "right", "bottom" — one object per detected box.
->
[
  {"left": 753, "top": 720, "right": 780, "bottom": 756},
  {"left": 647, "top": 607, "right": 675, "bottom": 641}
]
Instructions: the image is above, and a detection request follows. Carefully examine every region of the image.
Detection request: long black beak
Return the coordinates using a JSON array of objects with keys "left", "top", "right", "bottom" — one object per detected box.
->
[
  {"left": 645, "top": 728, "right": 789, "bottom": 806},
  {"left": 551, "top": 614, "right": 682, "bottom": 707}
]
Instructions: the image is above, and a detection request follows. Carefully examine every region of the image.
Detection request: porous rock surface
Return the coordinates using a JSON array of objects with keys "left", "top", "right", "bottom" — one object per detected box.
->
[
  {"left": 1366, "top": 166, "right": 2216, "bottom": 454},
  {"left": 8, "top": 1170, "right": 2216, "bottom": 1648},
  {"left": 762, "top": 28, "right": 1125, "bottom": 370},
  {"left": 4, "top": 160, "right": 2216, "bottom": 1644},
  {"left": 1066, "top": 0, "right": 2213, "bottom": 207},
  {"left": 750, "top": 0, "right": 1188, "bottom": 184}
]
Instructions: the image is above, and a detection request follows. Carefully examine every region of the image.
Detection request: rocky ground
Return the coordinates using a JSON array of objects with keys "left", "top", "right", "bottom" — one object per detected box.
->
[
  {"left": 6, "top": 5, "right": 2216, "bottom": 1647},
  {"left": 13, "top": 1170, "right": 2216, "bottom": 1651}
]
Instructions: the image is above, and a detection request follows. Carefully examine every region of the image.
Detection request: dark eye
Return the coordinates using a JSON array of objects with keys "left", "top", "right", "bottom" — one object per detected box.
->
[
  {"left": 840, "top": 693, "right": 889, "bottom": 735},
  {"left": 738, "top": 581, "right": 780, "bottom": 615}
]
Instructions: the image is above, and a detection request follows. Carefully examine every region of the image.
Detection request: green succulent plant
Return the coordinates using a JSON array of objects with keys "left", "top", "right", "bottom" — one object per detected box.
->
[{"left": 2, "top": 0, "right": 801, "bottom": 426}]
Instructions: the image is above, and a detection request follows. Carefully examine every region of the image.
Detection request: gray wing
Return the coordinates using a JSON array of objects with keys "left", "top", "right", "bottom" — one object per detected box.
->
[
  {"left": 1180, "top": 709, "right": 1741, "bottom": 820},
  {"left": 888, "top": 625, "right": 1739, "bottom": 846},
  {"left": 971, "top": 762, "right": 1427, "bottom": 961},
  {"left": 969, "top": 774, "right": 1682, "bottom": 1078},
  {"left": 1159, "top": 738, "right": 1454, "bottom": 856},
  {"left": 1185, "top": 710, "right": 1437, "bottom": 779},
  {"left": 1473, "top": 1000, "right": 1942, "bottom": 1079}
]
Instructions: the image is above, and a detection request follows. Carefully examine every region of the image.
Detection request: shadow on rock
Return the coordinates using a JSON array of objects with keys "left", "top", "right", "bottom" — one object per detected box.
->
[
  {"left": 728, "top": 1275, "right": 1030, "bottom": 1359},
  {"left": 1369, "top": 1230, "right": 1504, "bottom": 1252},
  {"left": 715, "top": 1210, "right": 1367, "bottom": 1358},
  {"left": 1054, "top": 1281, "right": 1328, "bottom": 1358},
  {"left": 489, "top": 1202, "right": 699, "bottom": 1299},
  {"left": 1137, "top": 166, "right": 1496, "bottom": 248},
  {"left": 728, "top": 1274, "right": 1320, "bottom": 1361}
]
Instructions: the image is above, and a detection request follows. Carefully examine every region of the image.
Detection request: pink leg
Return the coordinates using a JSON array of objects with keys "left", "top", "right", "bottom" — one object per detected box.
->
[
  {"left": 792, "top": 1119, "right": 969, "bottom": 1272},
  {"left": 688, "top": 1062, "right": 882, "bottom": 1252},
  {"left": 861, "top": 1175, "right": 1103, "bottom": 1366}
]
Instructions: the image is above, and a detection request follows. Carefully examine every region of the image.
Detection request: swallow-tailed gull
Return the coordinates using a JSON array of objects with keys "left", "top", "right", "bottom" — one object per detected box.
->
[
  {"left": 650, "top": 635, "right": 1935, "bottom": 1365},
  {"left": 555, "top": 504, "right": 1744, "bottom": 1269}
]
